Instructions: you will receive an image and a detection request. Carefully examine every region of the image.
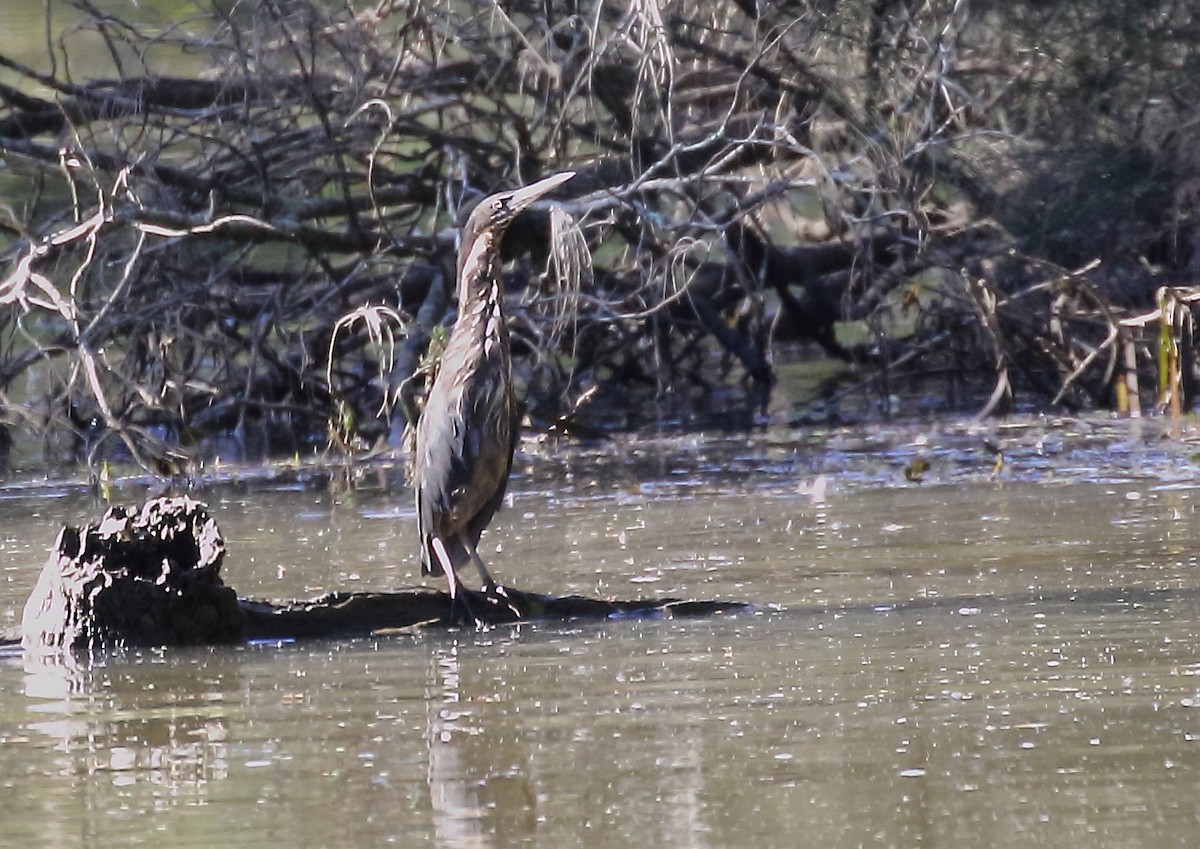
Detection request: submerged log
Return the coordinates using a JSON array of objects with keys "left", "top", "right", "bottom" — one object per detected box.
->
[
  {"left": 239, "top": 589, "right": 745, "bottom": 641},
  {"left": 20, "top": 497, "right": 748, "bottom": 653}
]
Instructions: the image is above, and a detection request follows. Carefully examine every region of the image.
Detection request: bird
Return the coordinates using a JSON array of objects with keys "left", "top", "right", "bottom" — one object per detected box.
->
[{"left": 413, "top": 171, "right": 575, "bottom": 622}]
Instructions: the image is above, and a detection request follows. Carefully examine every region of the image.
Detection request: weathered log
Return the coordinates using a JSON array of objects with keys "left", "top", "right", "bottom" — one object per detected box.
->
[
  {"left": 19, "top": 497, "right": 749, "bottom": 654},
  {"left": 239, "top": 589, "right": 746, "bottom": 641},
  {"left": 20, "top": 497, "right": 242, "bottom": 653}
]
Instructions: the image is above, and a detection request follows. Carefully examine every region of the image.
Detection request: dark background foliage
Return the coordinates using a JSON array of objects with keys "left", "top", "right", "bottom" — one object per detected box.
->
[{"left": 0, "top": 0, "right": 1197, "bottom": 471}]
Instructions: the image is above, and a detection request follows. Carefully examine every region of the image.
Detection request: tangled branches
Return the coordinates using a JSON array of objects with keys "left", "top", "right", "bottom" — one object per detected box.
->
[{"left": 1, "top": 1, "right": 1198, "bottom": 472}]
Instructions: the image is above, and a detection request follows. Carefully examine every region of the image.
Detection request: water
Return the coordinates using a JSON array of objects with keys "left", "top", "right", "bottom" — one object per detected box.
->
[{"left": 3, "top": 420, "right": 1200, "bottom": 847}]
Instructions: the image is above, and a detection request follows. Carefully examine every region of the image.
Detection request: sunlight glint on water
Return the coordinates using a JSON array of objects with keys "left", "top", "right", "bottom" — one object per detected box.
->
[{"left": 3, "top": 427, "right": 1200, "bottom": 848}]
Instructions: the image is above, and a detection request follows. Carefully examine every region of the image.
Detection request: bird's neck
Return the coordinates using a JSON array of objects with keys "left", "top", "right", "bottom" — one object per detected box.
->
[
  {"left": 457, "top": 228, "right": 496, "bottom": 295},
  {"left": 454, "top": 234, "right": 508, "bottom": 357}
]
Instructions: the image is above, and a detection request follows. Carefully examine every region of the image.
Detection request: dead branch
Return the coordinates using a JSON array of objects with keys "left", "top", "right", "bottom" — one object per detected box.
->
[{"left": 1, "top": 0, "right": 1197, "bottom": 471}]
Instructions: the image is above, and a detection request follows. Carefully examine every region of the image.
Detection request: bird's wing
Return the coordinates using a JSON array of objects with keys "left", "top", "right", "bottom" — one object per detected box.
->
[
  {"left": 451, "top": 363, "right": 516, "bottom": 527},
  {"left": 464, "top": 392, "right": 519, "bottom": 544},
  {"left": 414, "top": 357, "right": 515, "bottom": 554}
]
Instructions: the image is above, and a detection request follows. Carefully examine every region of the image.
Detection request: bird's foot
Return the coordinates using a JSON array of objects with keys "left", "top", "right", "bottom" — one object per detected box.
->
[
  {"left": 482, "top": 582, "right": 523, "bottom": 620},
  {"left": 447, "top": 592, "right": 487, "bottom": 630},
  {"left": 447, "top": 586, "right": 520, "bottom": 629}
]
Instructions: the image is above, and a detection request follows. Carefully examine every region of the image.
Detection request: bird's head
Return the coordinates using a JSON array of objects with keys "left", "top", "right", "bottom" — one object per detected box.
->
[
  {"left": 465, "top": 170, "right": 575, "bottom": 235},
  {"left": 457, "top": 171, "right": 575, "bottom": 291}
]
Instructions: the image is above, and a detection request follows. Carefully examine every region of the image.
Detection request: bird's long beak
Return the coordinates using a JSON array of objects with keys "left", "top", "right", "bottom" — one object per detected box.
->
[{"left": 505, "top": 171, "right": 575, "bottom": 213}]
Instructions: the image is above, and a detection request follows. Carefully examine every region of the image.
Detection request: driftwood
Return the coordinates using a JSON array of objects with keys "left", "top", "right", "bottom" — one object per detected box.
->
[{"left": 19, "top": 497, "right": 747, "bottom": 654}]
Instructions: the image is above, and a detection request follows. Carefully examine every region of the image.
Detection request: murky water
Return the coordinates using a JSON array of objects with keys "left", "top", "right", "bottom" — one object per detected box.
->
[{"left": 4, "top": 419, "right": 1200, "bottom": 847}]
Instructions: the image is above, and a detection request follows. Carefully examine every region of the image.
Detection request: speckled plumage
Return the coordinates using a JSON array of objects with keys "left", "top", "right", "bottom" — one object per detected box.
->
[{"left": 412, "top": 172, "right": 573, "bottom": 602}]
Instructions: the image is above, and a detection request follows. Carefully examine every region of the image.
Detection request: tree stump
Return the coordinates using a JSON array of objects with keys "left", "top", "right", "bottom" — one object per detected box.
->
[{"left": 21, "top": 497, "right": 242, "bottom": 653}]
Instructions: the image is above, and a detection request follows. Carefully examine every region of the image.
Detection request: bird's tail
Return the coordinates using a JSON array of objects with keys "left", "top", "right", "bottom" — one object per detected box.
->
[
  {"left": 422, "top": 534, "right": 467, "bottom": 578},
  {"left": 424, "top": 535, "right": 472, "bottom": 602},
  {"left": 421, "top": 535, "right": 445, "bottom": 577}
]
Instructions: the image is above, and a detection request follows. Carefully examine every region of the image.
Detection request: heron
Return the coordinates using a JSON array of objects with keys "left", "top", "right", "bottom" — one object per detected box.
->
[{"left": 413, "top": 171, "right": 575, "bottom": 622}]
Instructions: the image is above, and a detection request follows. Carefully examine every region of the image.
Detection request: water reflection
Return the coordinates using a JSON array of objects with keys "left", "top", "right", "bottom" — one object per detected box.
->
[
  {"left": 21, "top": 651, "right": 231, "bottom": 804},
  {"left": 3, "top": 421, "right": 1200, "bottom": 846},
  {"left": 426, "top": 640, "right": 537, "bottom": 847},
  {"left": 5, "top": 599, "right": 1200, "bottom": 847}
]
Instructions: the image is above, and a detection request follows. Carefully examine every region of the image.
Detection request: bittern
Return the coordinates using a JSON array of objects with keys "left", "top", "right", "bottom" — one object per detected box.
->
[{"left": 413, "top": 171, "right": 575, "bottom": 620}]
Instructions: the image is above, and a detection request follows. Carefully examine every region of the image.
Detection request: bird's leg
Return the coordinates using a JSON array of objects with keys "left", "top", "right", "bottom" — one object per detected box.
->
[
  {"left": 430, "top": 537, "right": 483, "bottom": 628},
  {"left": 459, "top": 533, "right": 497, "bottom": 588},
  {"left": 458, "top": 533, "right": 521, "bottom": 619}
]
